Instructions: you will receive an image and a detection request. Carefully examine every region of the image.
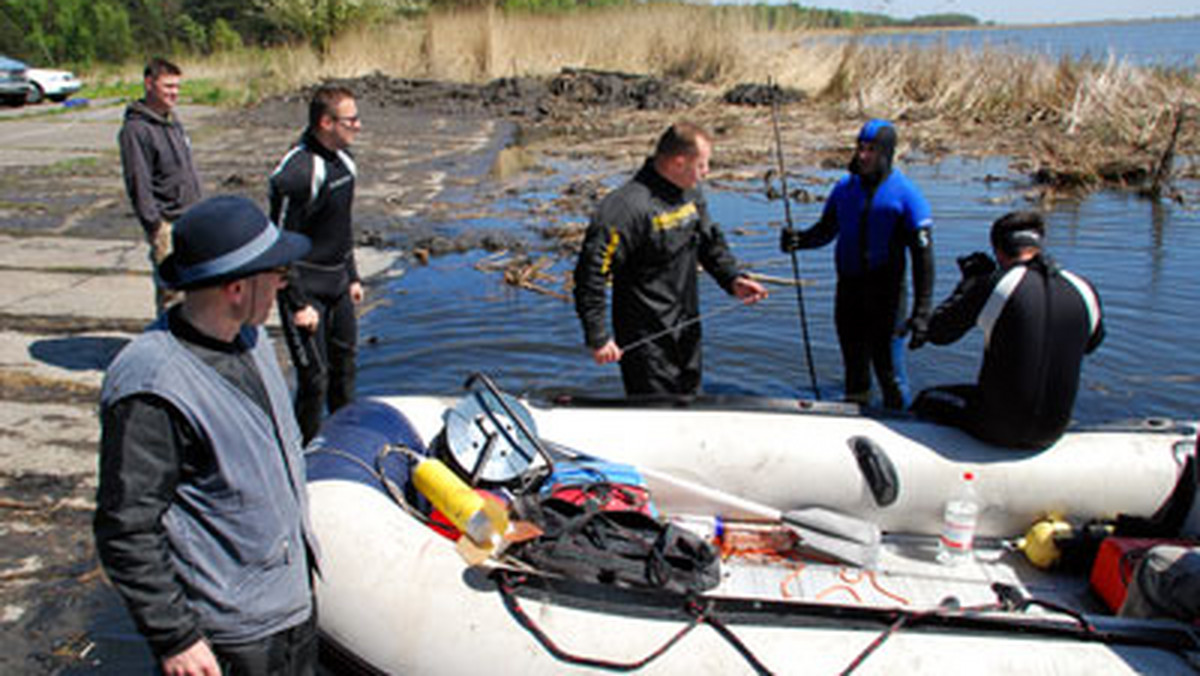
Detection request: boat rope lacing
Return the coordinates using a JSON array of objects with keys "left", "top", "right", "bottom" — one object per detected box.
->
[
  {"left": 305, "top": 443, "right": 432, "bottom": 525},
  {"left": 494, "top": 569, "right": 774, "bottom": 675},
  {"left": 840, "top": 582, "right": 1100, "bottom": 676}
]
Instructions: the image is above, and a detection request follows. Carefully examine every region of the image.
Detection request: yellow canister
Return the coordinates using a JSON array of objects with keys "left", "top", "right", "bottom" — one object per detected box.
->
[
  {"left": 412, "top": 457, "right": 505, "bottom": 547},
  {"left": 1017, "top": 518, "right": 1074, "bottom": 569}
]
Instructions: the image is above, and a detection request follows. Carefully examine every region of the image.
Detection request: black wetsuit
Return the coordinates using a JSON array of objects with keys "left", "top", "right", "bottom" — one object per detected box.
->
[
  {"left": 574, "top": 159, "right": 743, "bottom": 396},
  {"left": 269, "top": 131, "right": 360, "bottom": 443},
  {"left": 914, "top": 253, "right": 1105, "bottom": 449}
]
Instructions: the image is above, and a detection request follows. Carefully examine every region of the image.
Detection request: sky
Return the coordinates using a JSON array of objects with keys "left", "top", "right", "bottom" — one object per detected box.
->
[{"left": 804, "top": 0, "right": 1199, "bottom": 25}]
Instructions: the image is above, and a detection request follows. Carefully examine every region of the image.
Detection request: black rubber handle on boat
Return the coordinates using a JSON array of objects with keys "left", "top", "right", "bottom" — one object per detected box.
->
[{"left": 850, "top": 436, "right": 899, "bottom": 507}]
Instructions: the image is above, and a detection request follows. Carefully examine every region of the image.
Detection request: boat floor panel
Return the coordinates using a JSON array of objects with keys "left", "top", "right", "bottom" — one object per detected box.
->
[{"left": 715, "top": 540, "right": 1103, "bottom": 618}]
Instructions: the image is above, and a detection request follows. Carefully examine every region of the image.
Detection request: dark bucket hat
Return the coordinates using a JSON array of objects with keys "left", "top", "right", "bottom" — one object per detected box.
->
[{"left": 158, "top": 196, "right": 310, "bottom": 291}]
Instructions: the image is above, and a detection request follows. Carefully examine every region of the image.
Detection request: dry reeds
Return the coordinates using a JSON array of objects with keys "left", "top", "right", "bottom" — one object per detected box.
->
[{"left": 108, "top": 6, "right": 1195, "bottom": 189}]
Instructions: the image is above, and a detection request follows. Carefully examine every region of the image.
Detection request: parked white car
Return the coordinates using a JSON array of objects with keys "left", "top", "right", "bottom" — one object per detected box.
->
[{"left": 26, "top": 67, "right": 82, "bottom": 104}]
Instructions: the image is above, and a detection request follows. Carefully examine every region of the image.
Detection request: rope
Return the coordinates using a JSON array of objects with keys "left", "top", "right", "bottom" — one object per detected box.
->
[
  {"left": 839, "top": 613, "right": 910, "bottom": 676},
  {"left": 616, "top": 298, "right": 752, "bottom": 358},
  {"left": 495, "top": 570, "right": 703, "bottom": 672},
  {"left": 494, "top": 570, "right": 775, "bottom": 675}
]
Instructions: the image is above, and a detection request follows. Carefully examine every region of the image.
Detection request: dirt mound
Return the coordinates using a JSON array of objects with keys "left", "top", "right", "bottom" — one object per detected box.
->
[
  {"left": 722, "top": 83, "right": 806, "bottom": 107},
  {"left": 297, "top": 68, "right": 698, "bottom": 118}
]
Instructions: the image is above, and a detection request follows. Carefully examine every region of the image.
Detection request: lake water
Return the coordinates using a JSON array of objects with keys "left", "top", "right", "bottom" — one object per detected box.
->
[
  {"left": 820, "top": 18, "right": 1200, "bottom": 69},
  {"left": 359, "top": 155, "right": 1200, "bottom": 426}
]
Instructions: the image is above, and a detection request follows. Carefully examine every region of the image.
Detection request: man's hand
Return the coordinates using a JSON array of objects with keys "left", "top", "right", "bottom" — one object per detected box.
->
[
  {"left": 293, "top": 305, "right": 319, "bottom": 333},
  {"left": 957, "top": 251, "right": 996, "bottom": 279},
  {"left": 349, "top": 281, "right": 364, "bottom": 304},
  {"left": 161, "top": 639, "right": 221, "bottom": 676},
  {"left": 905, "top": 315, "right": 930, "bottom": 350},
  {"left": 591, "top": 339, "right": 623, "bottom": 365},
  {"left": 732, "top": 276, "right": 769, "bottom": 304},
  {"left": 779, "top": 227, "right": 807, "bottom": 253}
]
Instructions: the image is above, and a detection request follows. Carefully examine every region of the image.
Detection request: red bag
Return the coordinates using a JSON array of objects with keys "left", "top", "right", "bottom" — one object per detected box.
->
[{"left": 539, "top": 459, "right": 659, "bottom": 519}]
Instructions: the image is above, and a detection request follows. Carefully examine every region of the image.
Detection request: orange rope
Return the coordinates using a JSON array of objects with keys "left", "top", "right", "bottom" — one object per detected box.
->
[
  {"left": 816, "top": 584, "right": 863, "bottom": 603},
  {"left": 779, "top": 561, "right": 807, "bottom": 599},
  {"left": 866, "top": 570, "right": 910, "bottom": 606}
]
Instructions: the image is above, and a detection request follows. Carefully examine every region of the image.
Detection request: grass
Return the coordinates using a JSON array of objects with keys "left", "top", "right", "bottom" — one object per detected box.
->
[
  {"left": 73, "top": 7, "right": 1198, "bottom": 186},
  {"left": 78, "top": 75, "right": 243, "bottom": 106}
]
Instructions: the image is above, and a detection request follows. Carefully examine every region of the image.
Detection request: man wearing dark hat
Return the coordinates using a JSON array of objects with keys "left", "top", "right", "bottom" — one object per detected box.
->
[
  {"left": 94, "top": 196, "right": 319, "bottom": 675},
  {"left": 911, "top": 211, "right": 1105, "bottom": 449},
  {"left": 781, "top": 119, "right": 934, "bottom": 409}
]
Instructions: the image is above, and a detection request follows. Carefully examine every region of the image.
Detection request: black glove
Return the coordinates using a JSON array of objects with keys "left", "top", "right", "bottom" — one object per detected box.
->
[
  {"left": 780, "top": 227, "right": 807, "bottom": 253},
  {"left": 906, "top": 314, "right": 930, "bottom": 350},
  {"left": 957, "top": 251, "right": 996, "bottom": 279}
]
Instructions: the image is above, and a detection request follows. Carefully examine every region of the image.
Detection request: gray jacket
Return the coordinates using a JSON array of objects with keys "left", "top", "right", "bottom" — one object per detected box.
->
[
  {"left": 98, "top": 319, "right": 316, "bottom": 648},
  {"left": 118, "top": 100, "right": 202, "bottom": 231}
]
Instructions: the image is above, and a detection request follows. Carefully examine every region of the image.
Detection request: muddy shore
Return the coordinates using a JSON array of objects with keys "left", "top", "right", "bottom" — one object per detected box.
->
[{"left": 0, "top": 70, "right": 1191, "bottom": 673}]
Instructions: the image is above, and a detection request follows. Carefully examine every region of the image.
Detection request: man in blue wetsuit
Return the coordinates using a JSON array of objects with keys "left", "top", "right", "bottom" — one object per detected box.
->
[
  {"left": 911, "top": 211, "right": 1105, "bottom": 449},
  {"left": 780, "top": 119, "right": 934, "bottom": 409}
]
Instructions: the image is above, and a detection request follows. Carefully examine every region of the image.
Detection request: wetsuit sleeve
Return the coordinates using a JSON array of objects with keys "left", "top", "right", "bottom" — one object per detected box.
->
[
  {"left": 694, "top": 196, "right": 742, "bottom": 292},
  {"left": 269, "top": 151, "right": 314, "bottom": 308},
  {"left": 119, "top": 123, "right": 163, "bottom": 232},
  {"left": 574, "top": 201, "right": 635, "bottom": 349},
  {"left": 798, "top": 200, "right": 841, "bottom": 249},
  {"left": 925, "top": 269, "right": 996, "bottom": 346},
  {"left": 908, "top": 227, "right": 935, "bottom": 319},
  {"left": 904, "top": 185, "right": 935, "bottom": 319},
  {"left": 93, "top": 395, "right": 205, "bottom": 659}
]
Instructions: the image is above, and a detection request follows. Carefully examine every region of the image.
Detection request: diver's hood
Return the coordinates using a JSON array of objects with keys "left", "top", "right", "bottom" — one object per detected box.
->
[{"left": 849, "top": 119, "right": 897, "bottom": 182}]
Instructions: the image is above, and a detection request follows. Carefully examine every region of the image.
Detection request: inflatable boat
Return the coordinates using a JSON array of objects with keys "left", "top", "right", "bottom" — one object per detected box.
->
[{"left": 306, "top": 377, "right": 1200, "bottom": 674}]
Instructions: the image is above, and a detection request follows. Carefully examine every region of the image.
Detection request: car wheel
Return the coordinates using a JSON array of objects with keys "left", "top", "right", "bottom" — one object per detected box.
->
[
  {"left": 26, "top": 84, "right": 43, "bottom": 105},
  {"left": 2, "top": 95, "right": 24, "bottom": 107},
  {"left": 48, "top": 93, "right": 68, "bottom": 103}
]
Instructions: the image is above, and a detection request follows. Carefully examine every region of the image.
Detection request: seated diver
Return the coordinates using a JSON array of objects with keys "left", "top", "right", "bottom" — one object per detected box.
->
[{"left": 910, "top": 211, "right": 1105, "bottom": 449}]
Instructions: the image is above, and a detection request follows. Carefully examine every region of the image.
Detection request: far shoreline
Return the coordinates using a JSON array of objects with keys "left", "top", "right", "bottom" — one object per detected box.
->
[{"left": 810, "top": 14, "right": 1200, "bottom": 37}]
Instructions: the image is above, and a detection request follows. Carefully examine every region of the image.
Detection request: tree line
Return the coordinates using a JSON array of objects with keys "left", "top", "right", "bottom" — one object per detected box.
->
[{"left": 0, "top": 0, "right": 978, "bottom": 68}]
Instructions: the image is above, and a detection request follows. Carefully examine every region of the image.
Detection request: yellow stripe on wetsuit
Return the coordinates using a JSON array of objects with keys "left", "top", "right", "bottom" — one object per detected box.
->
[
  {"left": 600, "top": 230, "right": 620, "bottom": 275},
  {"left": 600, "top": 203, "right": 697, "bottom": 275},
  {"left": 651, "top": 203, "right": 697, "bottom": 232}
]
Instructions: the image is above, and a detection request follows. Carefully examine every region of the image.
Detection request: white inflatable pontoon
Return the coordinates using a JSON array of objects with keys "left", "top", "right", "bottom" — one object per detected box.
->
[{"left": 306, "top": 389, "right": 1200, "bottom": 675}]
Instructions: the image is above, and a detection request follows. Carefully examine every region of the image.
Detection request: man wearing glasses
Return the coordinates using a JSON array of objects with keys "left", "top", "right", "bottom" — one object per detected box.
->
[{"left": 269, "top": 85, "right": 364, "bottom": 443}]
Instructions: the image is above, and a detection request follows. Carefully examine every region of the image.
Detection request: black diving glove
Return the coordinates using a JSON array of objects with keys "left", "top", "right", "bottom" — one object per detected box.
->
[
  {"left": 906, "top": 314, "right": 930, "bottom": 350},
  {"left": 780, "top": 227, "right": 809, "bottom": 253},
  {"left": 957, "top": 251, "right": 996, "bottom": 279}
]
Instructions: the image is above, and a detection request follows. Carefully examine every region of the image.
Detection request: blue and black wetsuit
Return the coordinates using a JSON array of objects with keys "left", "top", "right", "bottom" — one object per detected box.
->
[
  {"left": 915, "top": 253, "right": 1105, "bottom": 449},
  {"left": 785, "top": 120, "right": 934, "bottom": 408}
]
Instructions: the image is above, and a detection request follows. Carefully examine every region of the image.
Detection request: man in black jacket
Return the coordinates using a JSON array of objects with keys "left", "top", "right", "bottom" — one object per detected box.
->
[
  {"left": 118, "top": 57, "right": 202, "bottom": 313},
  {"left": 269, "top": 85, "right": 363, "bottom": 443},
  {"left": 574, "top": 122, "right": 767, "bottom": 396},
  {"left": 911, "top": 211, "right": 1105, "bottom": 449}
]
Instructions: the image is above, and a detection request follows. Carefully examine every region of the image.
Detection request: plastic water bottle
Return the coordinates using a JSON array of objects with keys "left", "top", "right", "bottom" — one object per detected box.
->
[{"left": 937, "top": 471, "right": 980, "bottom": 565}]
